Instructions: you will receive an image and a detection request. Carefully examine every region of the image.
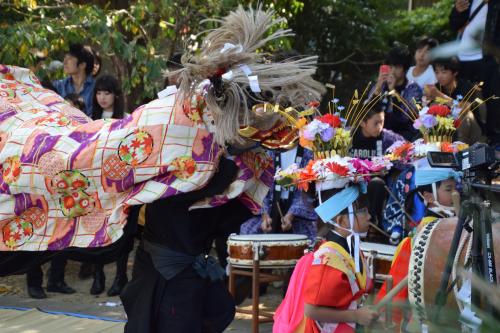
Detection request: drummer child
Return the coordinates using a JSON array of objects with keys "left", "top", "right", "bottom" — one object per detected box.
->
[
  {"left": 376, "top": 159, "right": 460, "bottom": 328},
  {"left": 239, "top": 148, "right": 318, "bottom": 242},
  {"left": 303, "top": 183, "right": 379, "bottom": 332}
]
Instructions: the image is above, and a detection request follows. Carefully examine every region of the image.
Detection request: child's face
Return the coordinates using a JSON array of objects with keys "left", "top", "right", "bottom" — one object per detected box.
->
[
  {"left": 415, "top": 46, "right": 431, "bottom": 67},
  {"left": 434, "top": 65, "right": 456, "bottom": 88},
  {"left": 436, "top": 179, "right": 456, "bottom": 207},
  {"left": 390, "top": 65, "right": 405, "bottom": 82},
  {"left": 361, "top": 112, "right": 384, "bottom": 138},
  {"left": 353, "top": 206, "right": 371, "bottom": 234},
  {"left": 96, "top": 90, "right": 115, "bottom": 110}
]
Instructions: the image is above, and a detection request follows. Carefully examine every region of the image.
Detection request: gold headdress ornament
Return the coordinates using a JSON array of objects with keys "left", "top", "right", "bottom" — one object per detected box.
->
[{"left": 168, "top": 6, "right": 325, "bottom": 147}]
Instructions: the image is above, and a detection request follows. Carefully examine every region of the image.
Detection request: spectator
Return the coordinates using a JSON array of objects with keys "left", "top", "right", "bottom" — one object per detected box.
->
[
  {"left": 65, "top": 93, "right": 86, "bottom": 111},
  {"left": 350, "top": 100, "right": 404, "bottom": 231},
  {"left": 449, "top": 0, "right": 500, "bottom": 144},
  {"left": 371, "top": 44, "right": 423, "bottom": 141},
  {"left": 52, "top": 43, "right": 95, "bottom": 116},
  {"left": 92, "top": 75, "right": 125, "bottom": 120},
  {"left": 407, "top": 37, "right": 439, "bottom": 89},
  {"left": 88, "top": 74, "right": 129, "bottom": 296},
  {"left": 425, "top": 57, "right": 483, "bottom": 144},
  {"left": 84, "top": 46, "right": 102, "bottom": 78},
  {"left": 163, "top": 53, "right": 183, "bottom": 88}
]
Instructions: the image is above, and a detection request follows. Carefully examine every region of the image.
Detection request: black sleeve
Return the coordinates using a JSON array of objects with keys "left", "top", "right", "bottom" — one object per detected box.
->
[{"left": 449, "top": 4, "right": 470, "bottom": 32}]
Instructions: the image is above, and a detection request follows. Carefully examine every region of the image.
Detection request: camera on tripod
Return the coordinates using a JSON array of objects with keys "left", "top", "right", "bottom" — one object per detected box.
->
[
  {"left": 427, "top": 143, "right": 499, "bottom": 191},
  {"left": 427, "top": 143, "right": 496, "bottom": 171}
]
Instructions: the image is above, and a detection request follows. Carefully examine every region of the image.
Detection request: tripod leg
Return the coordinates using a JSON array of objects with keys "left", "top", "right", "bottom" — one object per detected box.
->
[{"left": 479, "top": 201, "right": 497, "bottom": 316}]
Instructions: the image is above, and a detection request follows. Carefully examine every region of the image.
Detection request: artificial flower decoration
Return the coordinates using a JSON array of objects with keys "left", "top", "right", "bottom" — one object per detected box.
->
[
  {"left": 274, "top": 155, "right": 392, "bottom": 192},
  {"left": 297, "top": 84, "right": 384, "bottom": 159}
]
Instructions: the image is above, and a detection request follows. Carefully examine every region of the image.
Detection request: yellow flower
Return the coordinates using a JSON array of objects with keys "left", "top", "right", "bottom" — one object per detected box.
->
[{"left": 436, "top": 116, "right": 455, "bottom": 131}]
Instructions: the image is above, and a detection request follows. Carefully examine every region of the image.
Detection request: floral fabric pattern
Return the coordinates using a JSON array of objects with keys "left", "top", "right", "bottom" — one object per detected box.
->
[{"left": 0, "top": 65, "right": 271, "bottom": 251}]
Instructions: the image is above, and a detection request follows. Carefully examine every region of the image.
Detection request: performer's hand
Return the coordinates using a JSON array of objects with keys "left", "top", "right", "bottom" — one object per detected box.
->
[
  {"left": 455, "top": 0, "right": 470, "bottom": 13},
  {"left": 261, "top": 214, "right": 272, "bottom": 233},
  {"left": 281, "top": 213, "right": 294, "bottom": 232},
  {"left": 354, "top": 307, "right": 379, "bottom": 326}
]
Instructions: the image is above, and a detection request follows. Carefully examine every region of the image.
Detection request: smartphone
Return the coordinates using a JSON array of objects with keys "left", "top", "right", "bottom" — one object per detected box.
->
[{"left": 379, "top": 65, "right": 391, "bottom": 75}]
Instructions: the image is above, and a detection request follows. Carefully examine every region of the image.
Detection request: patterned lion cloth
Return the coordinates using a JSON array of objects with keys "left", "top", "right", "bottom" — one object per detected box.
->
[{"left": 0, "top": 65, "right": 272, "bottom": 251}]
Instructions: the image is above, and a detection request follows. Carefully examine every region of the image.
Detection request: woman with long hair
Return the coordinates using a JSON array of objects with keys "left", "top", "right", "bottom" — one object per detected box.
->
[{"left": 91, "top": 75, "right": 125, "bottom": 120}]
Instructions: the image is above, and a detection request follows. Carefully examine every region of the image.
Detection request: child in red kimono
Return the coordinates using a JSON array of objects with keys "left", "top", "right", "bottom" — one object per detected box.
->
[{"left": 303, "top": 186, "right": 379, "bottom": 333}]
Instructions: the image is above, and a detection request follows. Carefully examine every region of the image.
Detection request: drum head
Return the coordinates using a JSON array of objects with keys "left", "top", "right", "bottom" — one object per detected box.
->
[
  {"left": 228, "top": 233, "right": 308, "bottom": 242},
  {"left": 360, "top": 242, "right": 397, "bottom": 256}
]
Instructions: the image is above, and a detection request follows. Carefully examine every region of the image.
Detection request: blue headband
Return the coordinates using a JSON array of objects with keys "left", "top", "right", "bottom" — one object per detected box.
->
[
  {"left": 315, "top": 186, "right": 360, "bottom": 222},
  {"left": 415, "top": 168, "right": 461, "bottom": 186}
]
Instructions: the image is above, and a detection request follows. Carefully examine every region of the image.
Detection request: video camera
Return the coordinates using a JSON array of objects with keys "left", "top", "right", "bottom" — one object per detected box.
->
[{"left": 427, "top": 143, "right": 499, "bottom": 193}]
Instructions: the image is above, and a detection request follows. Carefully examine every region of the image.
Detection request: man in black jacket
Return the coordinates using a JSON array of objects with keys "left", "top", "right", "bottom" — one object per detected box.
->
[{"left": 449, "top": 0, "right": 500, "bottom": 144}]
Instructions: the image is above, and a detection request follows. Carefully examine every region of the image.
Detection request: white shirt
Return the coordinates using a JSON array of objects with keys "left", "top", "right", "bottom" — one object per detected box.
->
[
  {"left": 102, "top": 110, "right": 113, "bottom": 119},
  {"left": 458, "top": 0, "right": 488, "bottom": 61},
  {"left": 279, "top": 147, "right": 298, "bottom": 199},
  {"left": 406, "top": 65, "right": 437, "bottom": 89}
]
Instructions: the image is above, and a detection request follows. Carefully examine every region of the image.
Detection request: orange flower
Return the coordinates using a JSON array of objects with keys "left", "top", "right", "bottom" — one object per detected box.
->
[
  {"left": 298, "top": 160, "right": 316, "bottom": 191},
  {"left": 441, "top": 142, "right": 454, "bottom": 153},
  {"left": 393, "top": 142, "right": 413, "bottom": 157}
]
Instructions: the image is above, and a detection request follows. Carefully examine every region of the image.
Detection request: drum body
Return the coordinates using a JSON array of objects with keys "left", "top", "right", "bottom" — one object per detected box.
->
[
  {"left": 408, "top": 217, "right": 500, "bottom": 324},
  {"left": 360, "top": 242, "right": 396, "bottom": 276},
  {"left": 227, "top": 234, "right": 309, "bottom": 268}
]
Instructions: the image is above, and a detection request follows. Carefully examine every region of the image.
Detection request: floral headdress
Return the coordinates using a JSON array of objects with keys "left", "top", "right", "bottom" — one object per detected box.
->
[
  {"left": 385, "top": 139, "right": 469, "bottom": 166},
  {"left": 410, "top": 84, "right": 493, "bottom": 144},
  {"left": 297, "top": 84, "right": 383, "bottom": 159}
]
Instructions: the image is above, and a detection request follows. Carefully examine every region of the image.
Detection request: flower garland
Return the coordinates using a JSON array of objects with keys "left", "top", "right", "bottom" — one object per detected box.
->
[{"left": 275, "top": 155, "right": 392, "bottom": 191}]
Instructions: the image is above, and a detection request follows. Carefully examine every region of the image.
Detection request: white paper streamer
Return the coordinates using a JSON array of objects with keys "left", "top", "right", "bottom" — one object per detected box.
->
[
  {"left": 248, "top": 75, "right": 261, "bottom": 93},
  {"left": 220, "top": 43, "right": 243, "bottom": 54},
  {"left": 157, "top": 85, "right": 178, "bottom": 99}
]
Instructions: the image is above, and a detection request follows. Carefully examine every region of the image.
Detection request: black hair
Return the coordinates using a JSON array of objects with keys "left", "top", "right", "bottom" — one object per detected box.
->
[
  {"left": 404, "top": 183, "right": 441, "bottom": 217},
  {"left": 362, "top": 98, "right": 386, "bottom": 122},
  {"left": 415, "top": 36, "right": 439, "bottom": 51},
  {"left": 166, "top": 53, "right": 183, "bottom": 70},
  {"left": 68, "top": 43, "right": 94, "bottom": 76},
  {"left": 318, "top": 186, "right": 369, "bottom": 216},
  {"left": 65, "top": 93, "right": 86, "bottom": 112},
  {"left": 432, "top": 57, "right": 460, "bottom": 74},
  {"left": 91, "top": 75, "right": 125, "bottom": 120},
  {"left": 385, "top": 43, "right": 412, "bottom": 72}
]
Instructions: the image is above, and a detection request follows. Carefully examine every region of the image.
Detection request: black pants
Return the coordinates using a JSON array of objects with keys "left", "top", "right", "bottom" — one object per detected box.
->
[
  {"left": 122, "top": 245, "right": 235, "bottom": 333},
  {"left": 459, "top": 56, "right": 500, "bottom": 143},
  {"left": 367, "top": 177, "right": 387, "bottom": 227},
  {"left": 26, "top": 255, "right": 67, "bottom": 287}
]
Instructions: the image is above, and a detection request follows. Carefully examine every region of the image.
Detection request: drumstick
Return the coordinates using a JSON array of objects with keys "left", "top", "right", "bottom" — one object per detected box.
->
[
  {"left": 369, "top": 222, "right": 390, "bottom": 238},
  {"left": 452, "top": 191, "right": 460, "bottom": 217},
  {"left": 276, "top": 202, "right": 284, "bottom": 219},
  {"left": 372, "top": 276, "right": 408, "bottom": 312}
]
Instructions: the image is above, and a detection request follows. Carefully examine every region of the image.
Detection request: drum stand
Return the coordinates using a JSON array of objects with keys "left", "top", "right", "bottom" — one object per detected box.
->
[
  {"left": 228, "top": 246, "right": 292, "bottom": 333},
  {"left": 432, "top": 184, "right": 499, "bottom": 325}
]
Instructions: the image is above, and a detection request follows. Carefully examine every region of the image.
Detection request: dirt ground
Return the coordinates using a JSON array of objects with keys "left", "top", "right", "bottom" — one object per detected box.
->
[{"left": 0, "top": 241, "right": 283, "bottom": 332}]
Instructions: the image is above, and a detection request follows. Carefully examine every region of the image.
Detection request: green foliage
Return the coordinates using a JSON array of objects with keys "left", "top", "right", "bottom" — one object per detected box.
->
[
  {"left": 0, "top": 0, "right": 456, "bottom": 109},
  {"left": 383, "top": 0, "right": 455, "bottom": 49}
]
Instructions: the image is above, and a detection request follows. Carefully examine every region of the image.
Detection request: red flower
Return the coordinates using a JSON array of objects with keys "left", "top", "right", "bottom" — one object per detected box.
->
[
  {"left": 453, "top": 119, "right": 462, "bottom": 128},
  {"left": 308, "top": 101, "right": 320, "bottom": 108},
  {"left": 428, "top": 104, "right": 451, "bottom": 117},
  {"left": 318, "top": 114, "right": 341, "bottom": 128},
  {"left": 325, "top": 162, "right": 349, "bottom": 176}
]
